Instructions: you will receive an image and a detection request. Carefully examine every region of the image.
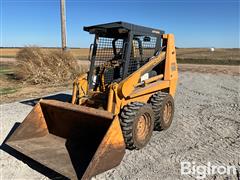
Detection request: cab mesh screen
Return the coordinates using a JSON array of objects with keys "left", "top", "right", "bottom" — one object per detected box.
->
[
  {"left": 95, "top": 37, "right": 124, "bottom": 67},
  {"left": 128, "top": 36, "right": 157, "bottom": 75}
]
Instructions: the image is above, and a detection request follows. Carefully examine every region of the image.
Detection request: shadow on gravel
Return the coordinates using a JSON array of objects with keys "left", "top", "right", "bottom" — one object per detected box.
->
[
  {"left": 0, "top": 123, "right": 69, "bottom": 180},
  {"left": 20, "top": 93, "right": 72, "bottom": 106}
]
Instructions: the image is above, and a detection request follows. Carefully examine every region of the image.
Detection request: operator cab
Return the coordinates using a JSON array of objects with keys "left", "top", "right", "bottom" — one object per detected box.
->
[{"left": 84, "top": 21, "right": 165, "bottom": 92}]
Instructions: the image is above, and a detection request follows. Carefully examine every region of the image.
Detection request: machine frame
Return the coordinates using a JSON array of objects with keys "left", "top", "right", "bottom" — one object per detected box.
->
[
  {"left": 6, "top": 22, "right": 178, "bottom": 179},
  {"left": 72, "top": 22, "right": 178, "bottom": 116}
]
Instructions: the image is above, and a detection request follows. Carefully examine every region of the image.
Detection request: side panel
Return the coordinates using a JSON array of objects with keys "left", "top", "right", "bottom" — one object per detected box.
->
[
  {"left": 82, "top": 116, "right": 125, "bottom": 179},
  {"left": 163, "top": 34, "right": 178, "bottom": 97}
]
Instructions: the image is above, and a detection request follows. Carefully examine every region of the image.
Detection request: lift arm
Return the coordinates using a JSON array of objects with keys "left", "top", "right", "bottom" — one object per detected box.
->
[{"left": 118, "top": 51, "right": 166, "bottom": 98}]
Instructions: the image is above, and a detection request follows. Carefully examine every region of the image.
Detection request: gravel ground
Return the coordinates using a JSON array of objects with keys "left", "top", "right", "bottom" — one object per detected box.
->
[{"left": 1, "top": 71, "right": 240, "bottom": 180}]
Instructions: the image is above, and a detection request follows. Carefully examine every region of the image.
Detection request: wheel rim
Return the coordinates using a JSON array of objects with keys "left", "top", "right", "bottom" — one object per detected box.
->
[
  {"left": 136, "top": 113, "right": 151, "bottom": 142},
  {"left": 163, "top": 101, "right": 173, "bottom": 124}
]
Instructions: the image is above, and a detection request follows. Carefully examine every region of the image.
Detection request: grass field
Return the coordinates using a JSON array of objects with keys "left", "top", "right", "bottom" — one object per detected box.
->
[
  {"left": 177, "top": 48, "right": 240, "bottom": 65},
  {"left": 1, "top": 47, "right": 239, "bottom": 65},
  {"left": 0, "top": 62, "right": 72, "bottom": 99},
  {"left": 0, "top": 47, "right": 90, "bottom": 59},
  {"left": 0, "top": 47, "right": 239, "bottom": 97},
  {"left": 0, "top": 64, "right": 18, "bottom": 95}
]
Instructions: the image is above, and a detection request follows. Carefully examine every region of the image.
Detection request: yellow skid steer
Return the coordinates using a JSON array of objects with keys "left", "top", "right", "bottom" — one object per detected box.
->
[{"left": 6, "top": 22, "right": 178, "bottom": 179}]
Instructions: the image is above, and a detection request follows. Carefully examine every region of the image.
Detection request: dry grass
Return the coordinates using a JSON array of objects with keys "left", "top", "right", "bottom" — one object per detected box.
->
[{"left": 15, "top": 47, "right": 85, "bottom": 84}]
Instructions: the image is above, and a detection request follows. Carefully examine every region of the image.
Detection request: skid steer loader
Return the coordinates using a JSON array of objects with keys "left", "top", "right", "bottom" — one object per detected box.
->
[{"left": 6, "top": 22, "right": 178, "bottom": 179}]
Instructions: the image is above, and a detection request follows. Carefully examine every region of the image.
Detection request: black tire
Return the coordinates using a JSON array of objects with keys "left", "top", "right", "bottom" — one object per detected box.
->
[
  {"left": 150, "top": 92, "right": 175, "bottom": 131},
  {"left": 120, "top": 102, "right": 154, "bottom": 150}
]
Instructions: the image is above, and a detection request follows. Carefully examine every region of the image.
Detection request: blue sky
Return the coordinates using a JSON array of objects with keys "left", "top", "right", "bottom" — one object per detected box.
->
[{"left": 1, "top": 0, "right": 239, "bottom": 48}]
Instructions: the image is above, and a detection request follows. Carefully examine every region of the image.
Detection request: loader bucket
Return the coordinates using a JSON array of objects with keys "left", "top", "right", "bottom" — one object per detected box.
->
[{"left": 6, "top": 100, "right": 125, "bottom": 180}]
